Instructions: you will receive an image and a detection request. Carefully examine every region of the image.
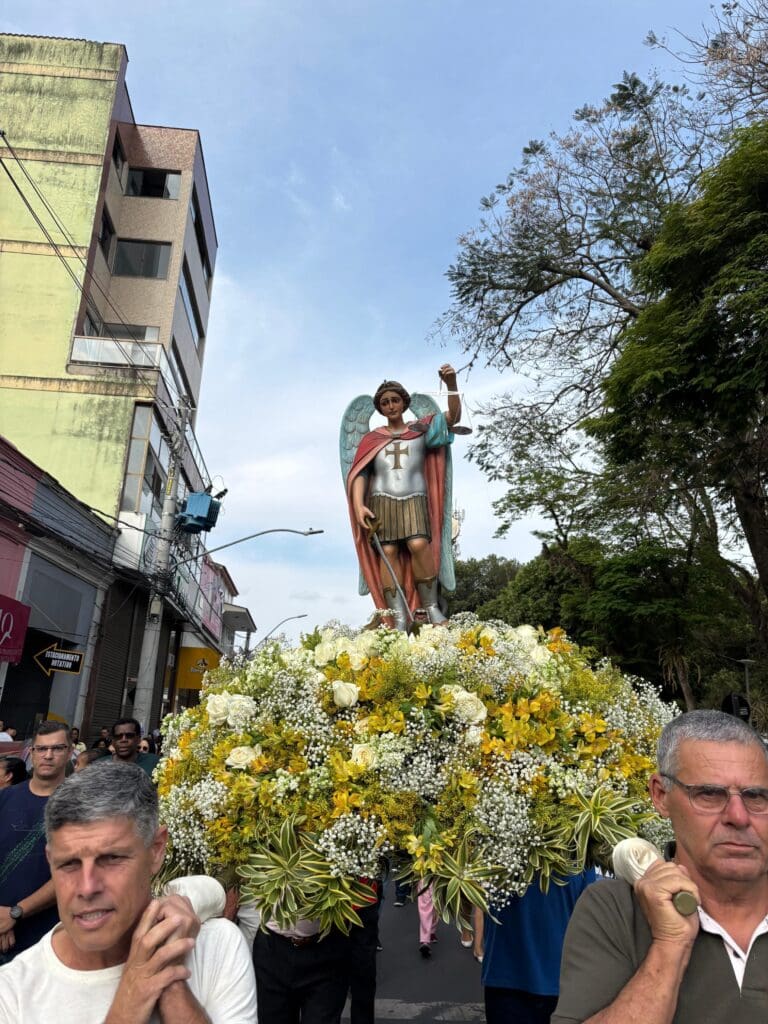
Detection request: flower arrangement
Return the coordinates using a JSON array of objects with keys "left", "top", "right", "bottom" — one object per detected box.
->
[{"left": 156, "top": 615, "right": 677, "bottom": 934}]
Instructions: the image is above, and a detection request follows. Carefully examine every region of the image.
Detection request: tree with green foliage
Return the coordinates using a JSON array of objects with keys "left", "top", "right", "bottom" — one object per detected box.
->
[
  {"left": 485, "top": 536, "right": 754, "bottom": 709},
  {"left": 449, "top": 554, "right": 520, "bottom": 615},
  {"left": 439, "top": 2, "right": 768, "bottom": 661},
  {"left": 592, "top": 121, "right": 768, "bottom": 602}
]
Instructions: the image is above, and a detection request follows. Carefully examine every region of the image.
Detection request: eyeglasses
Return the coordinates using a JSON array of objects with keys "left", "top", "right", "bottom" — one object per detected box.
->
[
  {"left": 31, "top": 744, "right": 69, "bottom": 755},
  {"left": 662, "top": 773, "right": 768, "bottom": 814},
  {"left": 113, "top": 731, "right": 137, "bottom": 739}
]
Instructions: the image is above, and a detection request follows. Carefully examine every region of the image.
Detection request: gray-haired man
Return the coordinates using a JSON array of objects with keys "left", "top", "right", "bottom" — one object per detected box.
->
[
  {"left": 0, "top": 762, "right": 256, "bottom": 1023},
  {"left": 553, "top": 709, "right": 768, "bottom": 1023}
]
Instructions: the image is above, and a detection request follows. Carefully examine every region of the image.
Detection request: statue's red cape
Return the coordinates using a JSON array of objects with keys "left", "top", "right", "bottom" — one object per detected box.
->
[{"left": 346, "top": 415, "right": 448, "bottom": 615}]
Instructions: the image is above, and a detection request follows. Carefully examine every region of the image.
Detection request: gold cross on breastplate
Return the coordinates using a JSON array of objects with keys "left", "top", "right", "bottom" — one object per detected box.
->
[{"left": 385, "top": 440, "right": 409, "bottom": 469}]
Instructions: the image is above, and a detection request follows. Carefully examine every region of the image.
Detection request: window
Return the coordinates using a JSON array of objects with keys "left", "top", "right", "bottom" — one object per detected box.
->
[
  {"left": 140, "top": 452, "right": 166, "bottom": 520},
  {"left": 113, "top": 240, "right": 171, "bottom": 279},
  {"left": 190, "top": 187, "right": 212, "bottom": 288},
  {"left": 83, "top": 312, "right": 101, "bottom": 337},
  {"left": 120, "top": 405, "right": 169, "bottom": 523},
  {"left": 98, "top": 207, "right": 115, "bottom": 262},
  {"left": 179, "top": 261, "right": 204, "bottom": 346},
  {"left": 126, "top": 168, "right": 181, "bottom": 200},
  {"left": 112, "top": 133, "right": 125, "bottom": 178},
  {"left": 169, "top": 338, "right": 194, "bottom": 404},
  {"left": 102, "top": 324, "right": 160, "bottom": 343}
]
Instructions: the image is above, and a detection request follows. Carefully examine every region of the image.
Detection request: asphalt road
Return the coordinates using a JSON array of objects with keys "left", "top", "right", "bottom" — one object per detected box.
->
[{"left": 343, "top": 889, "right": 485, "bottom": 1023}]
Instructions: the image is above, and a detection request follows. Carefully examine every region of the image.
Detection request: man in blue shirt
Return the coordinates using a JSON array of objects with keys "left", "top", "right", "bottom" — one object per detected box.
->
[
  {"left": 481, "top": 869, "right": 596, "bottom": 1024},
  {"left": 0, "top": 720, "right": 71, "bottom": 959}
]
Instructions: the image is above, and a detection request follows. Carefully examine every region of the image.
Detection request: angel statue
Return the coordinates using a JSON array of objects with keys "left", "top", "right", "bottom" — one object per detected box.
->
[{"left": 339, "top": 364, "right": 466, "bottom": 630}]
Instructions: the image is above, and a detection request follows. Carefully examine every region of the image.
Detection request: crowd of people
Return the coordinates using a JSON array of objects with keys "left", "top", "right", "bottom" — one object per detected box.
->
[{"left": 0, "top": 708, "right": 766, "bottom": 1022}]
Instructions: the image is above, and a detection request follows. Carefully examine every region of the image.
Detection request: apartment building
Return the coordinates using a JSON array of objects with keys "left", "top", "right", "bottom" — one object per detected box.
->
[{"left": 0, "top": 34, "right": 252, "bottom": 734}]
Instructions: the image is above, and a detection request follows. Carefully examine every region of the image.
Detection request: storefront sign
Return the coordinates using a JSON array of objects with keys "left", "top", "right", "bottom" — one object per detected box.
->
[
  {"left": 0, "top": 595, "right": 31, "bottom": 664},
  {"left": 34, "top": 643, "right": 84, "bottom": 677},
  {"left": 175, "top": 645, "right": 221, "bottom": 690}
]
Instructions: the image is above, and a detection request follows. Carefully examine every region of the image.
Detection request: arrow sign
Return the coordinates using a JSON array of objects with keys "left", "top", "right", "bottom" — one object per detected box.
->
[{"left": 34, "top": 644, "right": 84, "bottom": 678}]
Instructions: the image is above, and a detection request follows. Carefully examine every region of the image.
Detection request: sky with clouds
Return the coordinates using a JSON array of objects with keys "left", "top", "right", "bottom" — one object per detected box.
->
[{"left": 11, "top": 0, "right": 712, "bottom": 642}]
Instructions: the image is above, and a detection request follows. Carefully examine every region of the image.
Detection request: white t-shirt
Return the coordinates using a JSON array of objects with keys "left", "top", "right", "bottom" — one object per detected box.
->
[{"left": 0, "top": 916, "right": 257, "bottom": 1023}]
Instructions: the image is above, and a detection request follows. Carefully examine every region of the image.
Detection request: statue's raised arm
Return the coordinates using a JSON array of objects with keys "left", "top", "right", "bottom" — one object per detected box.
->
[{"left": 339, "top": 365, "right": 465, "bottom": 630}]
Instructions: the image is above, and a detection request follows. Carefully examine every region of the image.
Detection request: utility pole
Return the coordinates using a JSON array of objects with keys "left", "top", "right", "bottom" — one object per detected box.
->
[{"left": 133, "top": 401, "right": 190, "bottom": 730}]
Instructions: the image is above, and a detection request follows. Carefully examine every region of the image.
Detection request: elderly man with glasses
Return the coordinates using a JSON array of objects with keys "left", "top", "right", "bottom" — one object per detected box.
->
[
  {"left": 553, "top": 709, "right": 768, "bottom": 1023},
  {"left": 0, "top": 720, "right": 72, "bottom": 961}
]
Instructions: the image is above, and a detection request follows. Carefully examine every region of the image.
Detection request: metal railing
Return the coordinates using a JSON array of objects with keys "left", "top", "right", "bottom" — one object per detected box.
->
[{"left": 71, "top": 335, "right": 211, "bottom": 489}]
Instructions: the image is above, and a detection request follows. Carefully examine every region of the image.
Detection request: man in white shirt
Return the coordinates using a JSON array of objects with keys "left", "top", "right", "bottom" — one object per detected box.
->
[
  {"left": 0, "top": 761, "right": 256, "bottom": 1024},
  {"left": 553, "top": 709, "right": 768, "bottom": 1023}
]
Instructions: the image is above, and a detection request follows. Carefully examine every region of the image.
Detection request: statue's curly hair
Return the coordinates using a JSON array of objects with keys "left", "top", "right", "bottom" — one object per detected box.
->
[{"left": 374, "top": 380, "right": 411, "bottom": 413}]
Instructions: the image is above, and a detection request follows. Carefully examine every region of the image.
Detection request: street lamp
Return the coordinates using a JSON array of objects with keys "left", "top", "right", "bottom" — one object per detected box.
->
[{"left": 255, "top": 614, "right": 308, "bottom": 650}]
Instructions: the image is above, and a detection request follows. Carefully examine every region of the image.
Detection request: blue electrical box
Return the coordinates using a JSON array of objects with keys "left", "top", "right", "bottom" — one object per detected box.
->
[{"left": 177, "top": 493, "right": 221, "bottom": 533}]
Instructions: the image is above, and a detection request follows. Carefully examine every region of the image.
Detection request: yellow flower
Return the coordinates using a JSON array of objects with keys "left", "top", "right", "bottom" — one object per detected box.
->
[
  {"left": 332, "top": 790, "right": 363, "bottom": 816},
  {"left": 578, "top": 712, "right": 608, "bottom": 743},
  {"left": 454, "top": 770, "right": 478, "bottom": 792}
]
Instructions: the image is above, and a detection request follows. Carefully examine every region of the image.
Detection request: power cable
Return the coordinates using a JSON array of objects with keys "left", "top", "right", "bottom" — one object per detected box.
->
[
  {"left": 1, "top": 132, "right": 214, "bottom": 493},
  {"left": 0, "top": 156, "right": 163, "bottom": 412},
  {"left": 0, "top": 136, "right": 231, "bottom": 665},
  {"left": 0, "top": 131, "right": 183, "bottom": 422},
  {"left": 0, "top": 130, "right": 216, "bottom": 491},
  {"left": 0, "top": 454, "right": 166, "bottom": 544},
  {"left": 0, "top": 151, "right": 212, "bottom": 505}
]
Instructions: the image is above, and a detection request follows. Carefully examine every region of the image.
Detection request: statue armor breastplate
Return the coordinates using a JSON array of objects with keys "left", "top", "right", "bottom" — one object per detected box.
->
[{"left": 370, "top": 432, "right": 427, "bottom": 497}]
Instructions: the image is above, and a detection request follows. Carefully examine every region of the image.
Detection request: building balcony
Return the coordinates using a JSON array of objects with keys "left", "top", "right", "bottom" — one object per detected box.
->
[
  {"left": 70, "top": 335, "right": 210, "bottom": 492},
  {"left": 71, "top": 335, "right": 181, "bottom": 403}
]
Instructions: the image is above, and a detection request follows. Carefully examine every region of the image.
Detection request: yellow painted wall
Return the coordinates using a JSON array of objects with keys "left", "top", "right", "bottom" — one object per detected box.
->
[
  {"left": 0, "top": 254, "right": 83, "bottom": 376},
  {"left": 0, "top": 389, "right": 134, "bottom": 515},
  {"left": 0, "top": 36, "right": 132, "bottom": 516}
]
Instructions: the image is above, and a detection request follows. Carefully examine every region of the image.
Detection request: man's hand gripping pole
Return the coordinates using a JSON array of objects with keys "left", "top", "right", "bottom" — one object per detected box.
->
[{"left": 612, "top": 838, "right": 699, "bottom": 916}]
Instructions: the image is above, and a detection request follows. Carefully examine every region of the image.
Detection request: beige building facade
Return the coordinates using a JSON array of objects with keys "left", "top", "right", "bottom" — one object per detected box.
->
[{"left": 0, "top": 34, "right": 248, "bottom": 735}]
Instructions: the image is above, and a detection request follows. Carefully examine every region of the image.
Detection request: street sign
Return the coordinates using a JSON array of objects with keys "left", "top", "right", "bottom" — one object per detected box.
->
[{"left": 33, "top": 643, "right": 84, "bottom": 678}]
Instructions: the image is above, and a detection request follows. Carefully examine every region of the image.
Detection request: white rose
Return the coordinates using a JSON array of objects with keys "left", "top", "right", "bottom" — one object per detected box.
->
[
  {"left": 348, "top": 650, "right": 368, "bottom": 671},
  {"left": 465, "top": 725, "right": 484, "bottom": 746},
  {"left": 456, "top": 693, "right": 487, "bottom": 726},
  {"left": 225, "top": 745, "right": 262, "bottom": 769},
  {"left": 353, "top": 716, "right": 371, "bottom": 737},
  {"left": 332, "top": 680, "right": 360, "bottom": 708},
  {"left": 206, "top": 691, "right": 231, "bottom": 726},
  {"left": 350, "top": 743, "right": 376, "bottom": 769},
  {"left": 441, "top": 684, "right": 487, "bottom": 726},
  {"left": 226, "top": 694, "right": 257, "bottom": 728},
  {"left": 357, "top": 633, "right": 380, "bottom": 656},
  {"left": 314, "top": 641, "right": 336, "bottom": 667},
  {"left": 512, "top": 624, "right": 539, "bottom": 649},
  {"left": 529, "top": 645, "right": 551, "bottom": 666}
]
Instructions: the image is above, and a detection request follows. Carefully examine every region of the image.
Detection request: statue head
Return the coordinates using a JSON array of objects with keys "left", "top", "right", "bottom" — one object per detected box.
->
[{"left": 374, "top": 380, "right": 411, "bottom": 414}]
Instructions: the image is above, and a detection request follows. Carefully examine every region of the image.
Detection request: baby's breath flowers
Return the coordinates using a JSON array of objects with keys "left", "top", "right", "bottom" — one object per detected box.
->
[{"left": 156, "top": 615, "right": 677, "bottom": 932}]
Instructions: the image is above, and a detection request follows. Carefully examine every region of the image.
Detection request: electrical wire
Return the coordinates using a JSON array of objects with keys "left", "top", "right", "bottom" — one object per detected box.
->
[
  {"left": 0, "top": 134, "right": 233, "bottom": 655},
  {"left": 1, "top": 133, "right": 215, "bottom": 492},
  {"left": 0, "top": 147, "right": 212, "bottom": 501},
  {"left": 0, "top": 131, "right": 183, "bottom": 423},
  {"left": 0, "top": 153, "right": 171, "bottom": 419},
  {"left": 0, "top": 135, "right": 216, "bottom": 506}
]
